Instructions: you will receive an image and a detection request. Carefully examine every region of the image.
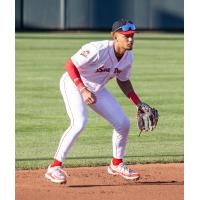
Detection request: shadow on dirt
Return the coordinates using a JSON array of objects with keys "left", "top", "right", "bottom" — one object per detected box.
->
[{"left": 68, "top": 180, "right": 184, "bottom": 188}]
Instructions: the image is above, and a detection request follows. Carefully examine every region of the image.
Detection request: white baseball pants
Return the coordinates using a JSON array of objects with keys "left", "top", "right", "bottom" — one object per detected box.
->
[{"left": 54, "top": 73, "right": 130, "bottom": 162}]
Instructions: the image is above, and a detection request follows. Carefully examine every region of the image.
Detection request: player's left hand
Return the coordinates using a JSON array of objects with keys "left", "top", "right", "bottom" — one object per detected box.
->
[{"left": 136, "top": 102, "right": 159, "bottom": 136}]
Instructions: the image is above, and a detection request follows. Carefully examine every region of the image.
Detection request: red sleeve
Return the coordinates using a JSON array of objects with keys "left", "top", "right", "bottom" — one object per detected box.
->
[
  {"left": 65, "top": 59, "right": 86, "bottom": 92},
  {"left": 127, "top": 90, "right": 141, "bottom": 105}
]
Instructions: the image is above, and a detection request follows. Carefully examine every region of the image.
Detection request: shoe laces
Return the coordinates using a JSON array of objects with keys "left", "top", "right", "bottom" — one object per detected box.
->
[
  {"left": 53, "top": 166, "right": 69, "bottom": 177},
  {"left": 118, "top": 163, "right": 133, "bottom": 174}
]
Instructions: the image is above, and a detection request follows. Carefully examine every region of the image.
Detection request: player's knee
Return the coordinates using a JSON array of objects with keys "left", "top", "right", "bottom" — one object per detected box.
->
[
  {"left": 73, "top": 117, "right": 88, "bottom": 133},
  {"left": 115, "top": 116, "right": 130, "bottom": 133},
  {"left": 121, "top": 117, "right": 130, "bottom": 132}
]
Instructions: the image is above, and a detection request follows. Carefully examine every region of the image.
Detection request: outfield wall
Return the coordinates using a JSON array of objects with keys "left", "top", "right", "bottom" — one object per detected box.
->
[{"left": 15, "top": 0, "right": 184, "bottom": 31}]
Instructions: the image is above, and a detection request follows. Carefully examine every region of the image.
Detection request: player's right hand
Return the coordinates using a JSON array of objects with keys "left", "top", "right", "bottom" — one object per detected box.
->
[{"left": 81, "top": 88, "right": 97, "bottom": 105}]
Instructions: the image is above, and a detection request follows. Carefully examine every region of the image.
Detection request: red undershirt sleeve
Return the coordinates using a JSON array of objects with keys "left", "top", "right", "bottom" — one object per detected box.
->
[
  {"left": 127, "top": 90, "right": 141, "bottom": 106},
  {"left": 64, "top": 59, "right": 86, "bottom": 92}
]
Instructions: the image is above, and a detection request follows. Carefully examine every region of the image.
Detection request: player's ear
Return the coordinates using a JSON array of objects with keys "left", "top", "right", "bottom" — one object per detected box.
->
[{"left": 111, "top": 32, "right": 117, "bottom": 40}]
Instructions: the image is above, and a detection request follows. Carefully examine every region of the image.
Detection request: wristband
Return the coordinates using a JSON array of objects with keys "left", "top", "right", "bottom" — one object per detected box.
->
[
  {"left": 127, "top": 90, "right": 141, "bottom": 105},
  {"left": 79, "top": 86, "right": 87, "bottom": 93}
]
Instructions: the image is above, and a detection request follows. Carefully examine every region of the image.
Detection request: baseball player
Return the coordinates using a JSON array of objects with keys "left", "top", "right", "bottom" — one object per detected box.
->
[{"left": 45, "top": 19, "right": 150, "bottom": 184}]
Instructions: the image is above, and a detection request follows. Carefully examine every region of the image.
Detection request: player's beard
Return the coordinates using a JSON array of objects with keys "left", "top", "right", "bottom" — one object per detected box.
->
[
  {"left": 126, "top": 45, "right": 133, "bottom": 50},
  {"left": 126, "top": 42, "right": 133, "bottom": 50},
  {"left": 127, "top": 46, "right": 133, "bottom": 50}
]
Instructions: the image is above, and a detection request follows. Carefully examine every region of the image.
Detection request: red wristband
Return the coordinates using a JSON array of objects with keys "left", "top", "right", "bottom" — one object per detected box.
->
[{"left": 127, "top": 90, "right": 141, "bottom": 105}]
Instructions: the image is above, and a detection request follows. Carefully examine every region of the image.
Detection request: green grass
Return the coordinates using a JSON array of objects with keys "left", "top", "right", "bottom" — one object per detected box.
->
[{"left": 16, "top": 32, "right": 183, "bottom": 169}]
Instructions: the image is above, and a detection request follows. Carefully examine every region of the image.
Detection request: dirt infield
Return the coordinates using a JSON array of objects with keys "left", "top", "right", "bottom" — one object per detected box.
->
[{"left": 16, "top": 163, "right": 183, "bottom": 200}]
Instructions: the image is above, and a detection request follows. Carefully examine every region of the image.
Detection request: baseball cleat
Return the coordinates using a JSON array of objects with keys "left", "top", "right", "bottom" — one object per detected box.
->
[
  {"left": 45, "top": 165, "right": 68, "bottom": 184},
  {"left": 107, "top": 162, "right": 140, "bottom": 180}
]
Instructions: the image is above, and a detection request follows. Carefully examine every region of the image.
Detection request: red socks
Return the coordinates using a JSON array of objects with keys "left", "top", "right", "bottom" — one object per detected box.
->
[
  {"left": 51, "top": 158, "right": 122, "bottom": 167},
  {"left": 112, "top": 158, "right": 123, "bottom": 166},
  {"left": 51, "top": 158, "right": 123, "bottom": 167},
  {"left": 51, "top": 159, "right": 62, "bottom": 167}
]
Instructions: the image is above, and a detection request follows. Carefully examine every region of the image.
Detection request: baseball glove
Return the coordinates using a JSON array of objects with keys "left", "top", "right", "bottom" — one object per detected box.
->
[{"left": 136, "top": 102, "right": 159, "bottom": 136}]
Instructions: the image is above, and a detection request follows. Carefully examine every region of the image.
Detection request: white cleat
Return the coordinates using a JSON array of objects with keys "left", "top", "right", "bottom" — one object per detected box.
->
[
  {"left": 108, "top": 162, "right": 140, "bottom": 180},
  {"left": 45, "top": 165, "right": 68, "bottom": 184}
]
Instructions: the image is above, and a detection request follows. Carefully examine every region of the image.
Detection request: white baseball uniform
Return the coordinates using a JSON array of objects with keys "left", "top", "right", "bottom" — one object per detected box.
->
[{"left": 54, "top": 40, "right": 134, "bottom": 162}]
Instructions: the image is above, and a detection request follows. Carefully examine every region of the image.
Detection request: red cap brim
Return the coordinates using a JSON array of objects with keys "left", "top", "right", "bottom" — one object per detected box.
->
[{"left": 118, "top": 30, "right": 139, "bottom": 35}]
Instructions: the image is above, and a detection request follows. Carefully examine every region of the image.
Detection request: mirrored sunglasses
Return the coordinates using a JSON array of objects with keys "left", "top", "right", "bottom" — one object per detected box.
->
[{"left": 115, "top": 23, "right": 136, "bottom": 32}]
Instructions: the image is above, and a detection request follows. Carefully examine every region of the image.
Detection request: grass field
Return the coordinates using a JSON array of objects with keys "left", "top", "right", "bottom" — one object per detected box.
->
[{"left": 15, "top": 32, "right": 183, "bottom": 169}]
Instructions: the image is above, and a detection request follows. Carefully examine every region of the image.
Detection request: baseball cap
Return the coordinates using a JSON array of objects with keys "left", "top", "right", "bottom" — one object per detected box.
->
[{"left": 112, "top": 19, "right": 139, "bottom": 35}]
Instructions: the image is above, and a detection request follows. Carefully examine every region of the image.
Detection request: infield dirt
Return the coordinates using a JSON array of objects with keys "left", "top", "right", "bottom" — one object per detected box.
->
[{"left": 16, "top": 163, "right": 183, "bottom": 200}]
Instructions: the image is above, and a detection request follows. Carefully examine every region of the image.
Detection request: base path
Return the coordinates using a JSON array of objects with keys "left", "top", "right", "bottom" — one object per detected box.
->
[{"left": 16, "top": 163, "right": 183, "bottom": 200}]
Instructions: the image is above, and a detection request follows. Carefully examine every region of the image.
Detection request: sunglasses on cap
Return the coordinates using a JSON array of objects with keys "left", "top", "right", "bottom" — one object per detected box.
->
[{"left": 114, "top": 23, "right": 136, "bottom": 32}]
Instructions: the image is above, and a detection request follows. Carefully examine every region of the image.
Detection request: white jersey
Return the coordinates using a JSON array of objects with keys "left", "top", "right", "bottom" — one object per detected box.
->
[{"left": 71, "top": 40, "right": 134, "bottom": 93}]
